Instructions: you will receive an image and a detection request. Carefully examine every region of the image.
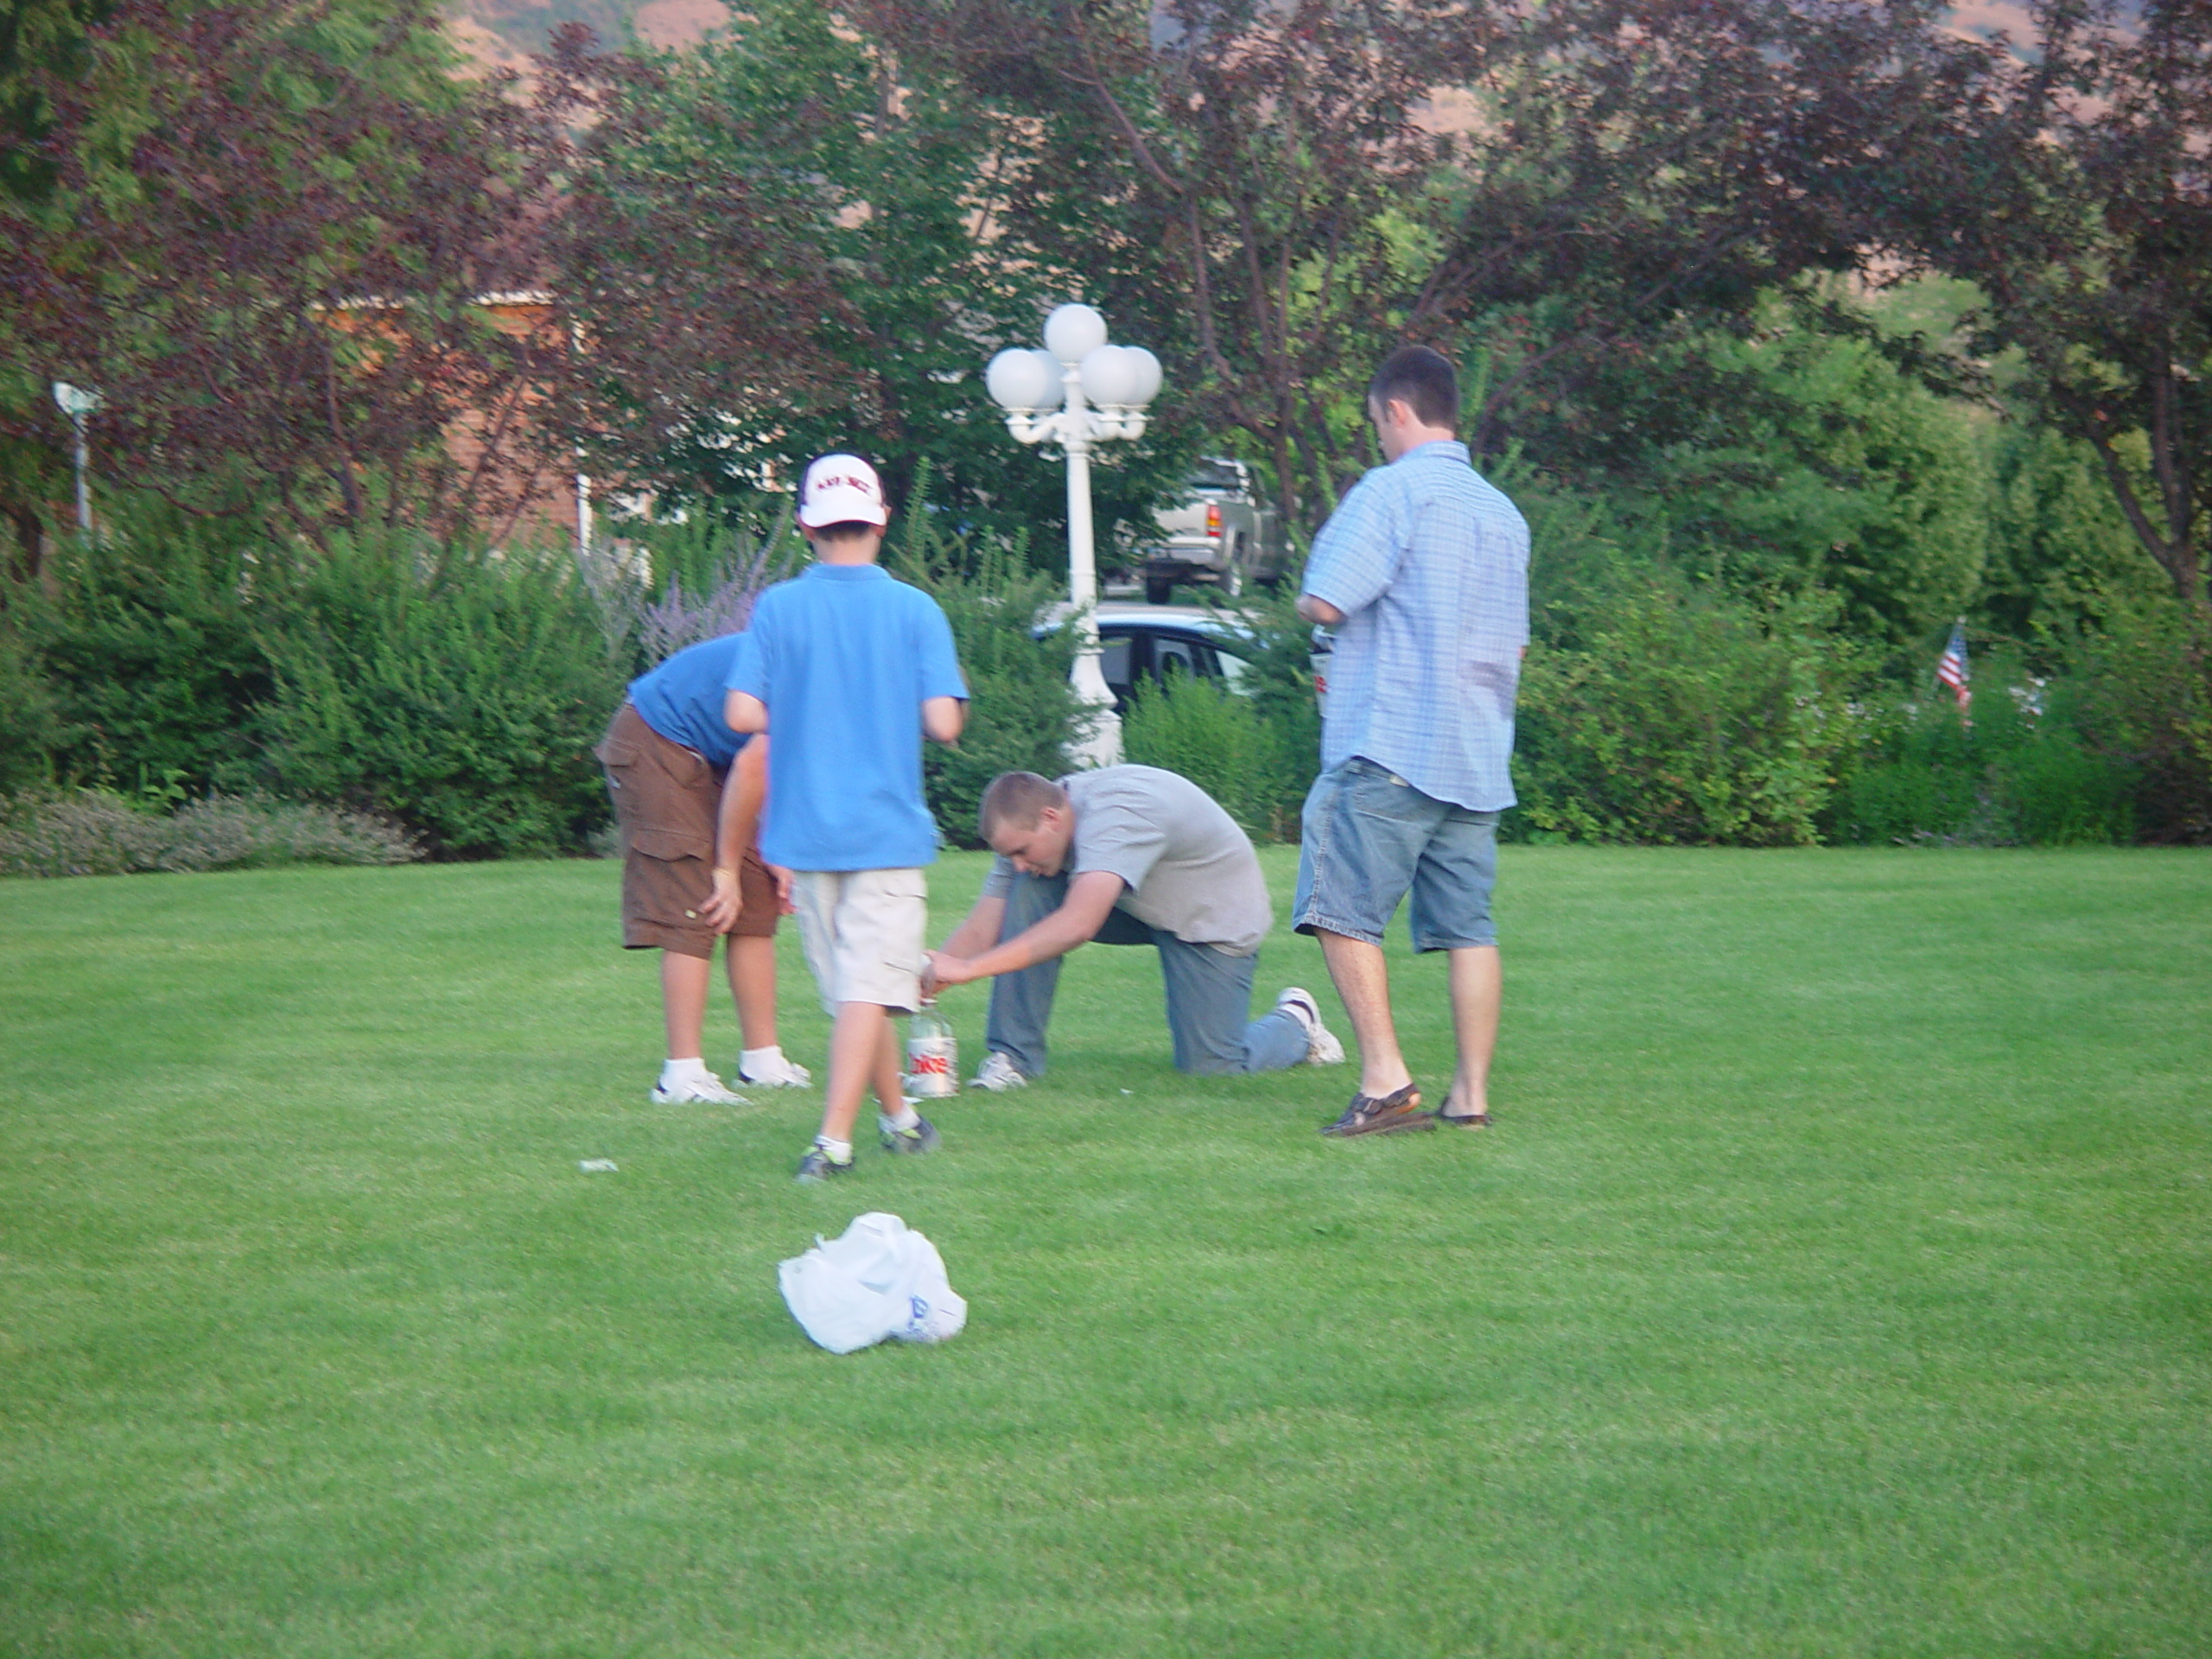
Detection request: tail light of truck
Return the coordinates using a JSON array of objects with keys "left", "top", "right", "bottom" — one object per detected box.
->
[{"left": 1205, "top": 503, "right": 1222, "bottom": 539}]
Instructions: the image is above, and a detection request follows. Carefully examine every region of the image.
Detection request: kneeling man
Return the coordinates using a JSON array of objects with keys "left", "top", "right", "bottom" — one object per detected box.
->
[{"left": 925, "top": 766, "right": 1343, "bottom": 1087}]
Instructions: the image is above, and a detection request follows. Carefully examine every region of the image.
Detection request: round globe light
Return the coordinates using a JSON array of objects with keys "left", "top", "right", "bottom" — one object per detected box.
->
[
  {"left": 987, "top": 347, "right": 1061, "bottom": 412},
  {"left": 1123, "top": 346, "right": 1162, "bottom": 409},
  {"left": 1044, "top": 302, "right": 1109, "bottom": 364},
  {"left": 1080, "top": 344, "right": 1142, "bottom": 409}
]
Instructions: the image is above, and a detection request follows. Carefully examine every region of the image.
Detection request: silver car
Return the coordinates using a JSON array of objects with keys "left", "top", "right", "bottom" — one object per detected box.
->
[{"left": 1134, "top": 458, "right": 1289, "bottom": 605}]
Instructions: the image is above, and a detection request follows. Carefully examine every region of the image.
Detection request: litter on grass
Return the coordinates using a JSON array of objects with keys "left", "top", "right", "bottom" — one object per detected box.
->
[
  {"left": 578, "top": 1160, "right": 619, "bottom": 1173},
  {"left": 779, "top": 1212, "right": 966, "bottom": 1354}
]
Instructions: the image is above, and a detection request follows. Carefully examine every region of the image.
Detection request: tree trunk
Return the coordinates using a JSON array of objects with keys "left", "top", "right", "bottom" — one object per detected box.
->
[
  {"left": 4, "top": 502, "right": 48, "bottom": 588},
  {"left": 2086, "top": 426, "right": 2212, "bottom": 617}
]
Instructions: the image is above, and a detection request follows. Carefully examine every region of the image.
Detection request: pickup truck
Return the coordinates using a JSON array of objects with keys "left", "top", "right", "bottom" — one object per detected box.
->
[{"left": 1135, "top": 457, "right": 1288, "bottom": 605}]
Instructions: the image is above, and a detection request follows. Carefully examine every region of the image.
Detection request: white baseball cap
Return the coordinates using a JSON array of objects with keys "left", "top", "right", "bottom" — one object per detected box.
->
[{"left": 796, "top": 453, "right": 890, "bottom": 529}]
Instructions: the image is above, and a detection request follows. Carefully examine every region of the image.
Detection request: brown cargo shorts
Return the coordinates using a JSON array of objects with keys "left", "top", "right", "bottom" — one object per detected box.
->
[{"left": 595, "top": 702, "right": 779, "bottom": 959}]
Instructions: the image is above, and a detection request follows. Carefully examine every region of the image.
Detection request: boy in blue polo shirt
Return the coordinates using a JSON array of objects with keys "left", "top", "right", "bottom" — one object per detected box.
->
[
  {"left": 595, "top": 632, "right": 810, "bottom": 1105},
  {"left": 725, "top": 454, "right": 969, "bottom": 1182}
]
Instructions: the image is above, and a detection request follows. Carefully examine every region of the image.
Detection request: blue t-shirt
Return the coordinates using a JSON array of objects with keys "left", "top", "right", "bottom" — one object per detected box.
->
[
  {"left": 627, "top": 633, "right": 749, "bottom": 768},
  {"left": 728, "top": 564, "right": 968, "bottom": 871}
]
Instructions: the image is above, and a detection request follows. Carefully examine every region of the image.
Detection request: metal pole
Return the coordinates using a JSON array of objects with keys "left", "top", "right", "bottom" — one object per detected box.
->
[
  {"left": 570, "top": 319, "right": 593, "bottom": 568},
  {"left": 1058, "top": 368, "right": 1122, "bottom": 766},
  {"left": 71, "top": 416, "right": 91, "bottom": 532},
  {"left": 1062, "top": 365, "right": 1097, "bottom": 614}
]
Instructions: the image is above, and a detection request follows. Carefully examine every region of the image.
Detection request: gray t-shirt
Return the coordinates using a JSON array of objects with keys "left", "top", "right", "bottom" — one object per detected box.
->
[{"left": 981, "top": 765, "right": 1272, "bottom": 956}]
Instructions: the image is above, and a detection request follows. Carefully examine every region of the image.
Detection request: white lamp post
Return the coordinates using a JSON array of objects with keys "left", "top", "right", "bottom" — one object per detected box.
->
[
  {"left": 52, "top": 381, "right": 100, "bottom": 532},
  {"left": 987, "top": 303, "right": 1163, "bottom": 767}
]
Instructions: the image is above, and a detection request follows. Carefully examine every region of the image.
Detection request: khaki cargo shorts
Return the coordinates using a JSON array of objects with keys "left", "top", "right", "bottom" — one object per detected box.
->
[
  {"left": 789, "top": 868, "right": 928, "bottom": 1014},
  {"left": 594, "top": 702, "right": 779, "bottom": 960}
]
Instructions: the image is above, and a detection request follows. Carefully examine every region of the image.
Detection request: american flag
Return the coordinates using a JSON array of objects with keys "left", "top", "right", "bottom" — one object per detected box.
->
[{"left": 1936, "top": 621, "right": 1970, "bottom": 711}]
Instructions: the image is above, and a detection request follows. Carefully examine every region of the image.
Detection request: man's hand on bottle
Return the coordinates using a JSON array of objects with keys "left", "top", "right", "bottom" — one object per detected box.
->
[{"left": 923, "top": 951, "right": 979, "bottom": 994}]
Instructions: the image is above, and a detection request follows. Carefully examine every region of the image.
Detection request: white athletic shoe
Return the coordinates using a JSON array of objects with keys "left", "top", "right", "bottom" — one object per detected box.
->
[
  {"left": 969, "top": 1051, "right": 1028, "bottom": 1091},
  {"left": 1275, "top": 987, "right": 1346, "bottom": 1065},
  {"left": 737, "top": 1053, "right": 812, "bottom": 1088},
  {"left": 652, "top": 1071, "right": 749, "bottom": 1105}
]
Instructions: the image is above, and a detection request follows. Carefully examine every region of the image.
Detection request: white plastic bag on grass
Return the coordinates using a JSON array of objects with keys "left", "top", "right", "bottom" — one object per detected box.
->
[{"left": 778, "top": 1212, "right": 967, "bottom": 1354}]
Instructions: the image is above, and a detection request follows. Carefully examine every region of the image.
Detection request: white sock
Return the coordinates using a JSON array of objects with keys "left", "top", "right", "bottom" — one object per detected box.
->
[
  {"left": 813, "top": 1135, "right": 852, "bottom": 1163},
  {"left": 880, "top": 1105, "right": 921, "bottom": 1134},
  {"left": 741, "top": 1046, "right": 786, "bottom": 1077},
  {"left": 662, "top": 1057, "right": 712, "bottom": 1084}
]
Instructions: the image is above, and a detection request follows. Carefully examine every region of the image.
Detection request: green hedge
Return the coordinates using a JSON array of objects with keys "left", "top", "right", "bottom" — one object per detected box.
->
[
  {"left": 1512, "top": 569, "right": 1860, "bottom": 846},
  {"left": 4, "top": 510, "right": 625, "bottom": 858},
  {"left": 1831, "top": 644, "right": 2148, "bottom": 848},
  {"left": 1122, "top": 671, "right": 1294, "bottom": 839},
  {"left": 6, "top": 482, "right": 2197, "bottom": 859},
  {"left": 2061, "top": 598, "right": 2212, "bottom": 845},
  {"left": 258, "top": 532, "right": 623, "bottom": 860},
  {"left": 9, "top": 508, "right": 271, "bottom": 792},
  {"left": 0, "top": 627, "right": 67, "bottom": 792}
]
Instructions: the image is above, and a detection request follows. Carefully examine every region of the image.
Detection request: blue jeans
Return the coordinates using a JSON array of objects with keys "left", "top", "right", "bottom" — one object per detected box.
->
[
  {"left": 985, "top": 871, "right": 1308, "bottom": 1077},
  {"left": 1294, "top": 757, "right": 1500, "bottom": 950}
]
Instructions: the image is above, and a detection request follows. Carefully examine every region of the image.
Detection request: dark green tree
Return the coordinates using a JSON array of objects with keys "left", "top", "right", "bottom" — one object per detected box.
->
[
  {"left": 0, "top": 0, "right": 114, "bottom": 206},
  {"left": 542, "top": 5, "right": 1195, "bottom": 564},
  {"left": 1905, "top": 0, "right": 2212, "bottom": 614},
  {"left": 1570, "top": 308, "right": 1992, "bottom": 653},
  {"left": 0, "top": 0, "right": 566, "bottom": 543},
  {"left": 0, "top": 0, "right": 112, "bottom": 572},
  {"left": 866, "top": 0, "right": 1483, "bottom": 526},
  {"left": 865, "top": 0, "right": 1993, "bottom": 535}
]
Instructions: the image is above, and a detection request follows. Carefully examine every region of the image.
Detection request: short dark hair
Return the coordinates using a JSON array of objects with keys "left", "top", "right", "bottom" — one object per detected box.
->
[
  {"left": 978, "top": 771, "right": 1068, "bottom": 840},
  {"left": 1369, "top": 345, "right": 1459, "bottom": 431}
]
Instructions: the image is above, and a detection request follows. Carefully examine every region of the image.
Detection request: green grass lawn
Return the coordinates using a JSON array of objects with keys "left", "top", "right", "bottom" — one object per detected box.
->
[{"left": 2, "top": 847, "right": 2208, "bottom": 1657}]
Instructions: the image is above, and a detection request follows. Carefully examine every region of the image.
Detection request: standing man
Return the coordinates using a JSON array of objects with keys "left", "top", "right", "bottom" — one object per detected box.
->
[
  {"left": 1294, "top": 345, "right": 1530, "bottom": 1137},
  {"left": 924, "top": 766, "right": 1344, "bottom": 1083}
]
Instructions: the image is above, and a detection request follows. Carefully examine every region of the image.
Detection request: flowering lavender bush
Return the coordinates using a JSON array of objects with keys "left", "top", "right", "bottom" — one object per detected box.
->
[
  {"left": 0, "top": 791, "right": 420, "bottom": 879},
  {"left": 582, "top": 516, "right": 804, "bottom": 671}
]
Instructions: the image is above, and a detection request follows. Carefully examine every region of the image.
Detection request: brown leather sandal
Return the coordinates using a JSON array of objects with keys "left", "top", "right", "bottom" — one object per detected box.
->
[
  {"left": 1320, "top": 1083, "right": 1432, "bottom": 1137},
  {"left": 1437, "top": 1090, "right": 1491, "bottom": 1128}
]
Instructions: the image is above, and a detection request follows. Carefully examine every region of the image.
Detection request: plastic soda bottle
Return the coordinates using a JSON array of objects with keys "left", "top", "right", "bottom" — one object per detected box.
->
[{"left": 905, "top": 1001, "right": 958, "bottom": 1098}]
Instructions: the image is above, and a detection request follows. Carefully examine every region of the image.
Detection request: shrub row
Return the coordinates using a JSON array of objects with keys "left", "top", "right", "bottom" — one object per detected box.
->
[
  {"left": 1, "top": 495, "right": 1099, "bottom": 865},
  {"left": 1498, "top": 464, "right": 2204, "bottom": 849},
  {"left": 0, "top": 789, "right": 419, "bottom": 878},
  {"left": 5, "top": 507, "right": 626, "bottom": 859},
  {"left": 8, "top": 489, "right": 2202, "bottom": 865},
  {"left": 1116, "top": 464, "right": 2203, "bottom": 849},
  {"left": 1830, "top": 643, "right": 2156, "bottom": 848}
]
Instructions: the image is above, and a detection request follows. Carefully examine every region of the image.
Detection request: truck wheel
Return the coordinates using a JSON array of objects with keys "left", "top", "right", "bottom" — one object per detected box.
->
[{"left": 1145, "top": 574, "right": 1174, "bottom": 606}]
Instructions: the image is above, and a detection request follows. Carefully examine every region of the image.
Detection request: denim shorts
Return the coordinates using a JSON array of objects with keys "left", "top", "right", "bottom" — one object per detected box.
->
[{"left": 1294, "top": 757, "right": 1500, "bottom": 951}]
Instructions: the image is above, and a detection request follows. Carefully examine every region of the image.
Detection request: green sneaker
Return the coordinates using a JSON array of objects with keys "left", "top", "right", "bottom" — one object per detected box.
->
[
  {"left": 795, "top": 1145, "right": 855, "bottom": 1183},
  {"left": 880, "top": 1115, "right": 940, "bottom": 1155}
]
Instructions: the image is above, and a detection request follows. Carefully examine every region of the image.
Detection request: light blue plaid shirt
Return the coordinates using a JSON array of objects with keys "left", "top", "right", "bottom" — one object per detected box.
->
[{"left": 1303, "top": 441, "right": 1530, "bottom": 811}]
